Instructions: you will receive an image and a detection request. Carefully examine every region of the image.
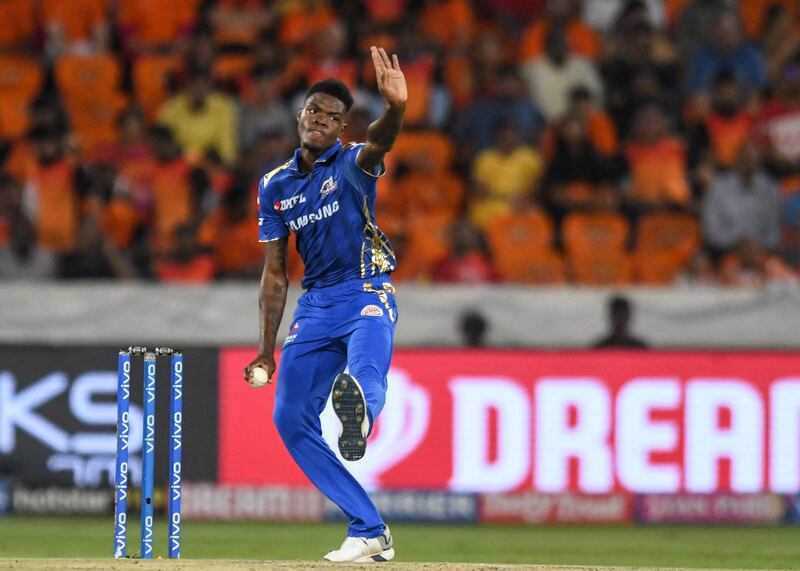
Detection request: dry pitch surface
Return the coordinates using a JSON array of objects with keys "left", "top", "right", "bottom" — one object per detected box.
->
[{"left": 0, "top": 561, "right": 762, "bottom": 571}]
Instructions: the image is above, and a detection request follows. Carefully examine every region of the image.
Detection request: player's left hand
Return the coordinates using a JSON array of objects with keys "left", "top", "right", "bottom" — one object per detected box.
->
[{"left": 371, "top": 46, "right": 407, "bottom": 107}]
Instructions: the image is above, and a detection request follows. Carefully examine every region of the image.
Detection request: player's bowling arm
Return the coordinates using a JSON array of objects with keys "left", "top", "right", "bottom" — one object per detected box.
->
[
  {"left": 255, "top": 237, "right": 289, "bottom": 377},
  {"left": 357, "top": 46, "right": 407, "bottom": 172}
]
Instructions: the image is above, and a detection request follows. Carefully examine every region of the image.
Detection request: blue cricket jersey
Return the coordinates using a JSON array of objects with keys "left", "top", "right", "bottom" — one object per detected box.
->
[{"left": 257, "top": 140, "right": 396, "bottom": 289}]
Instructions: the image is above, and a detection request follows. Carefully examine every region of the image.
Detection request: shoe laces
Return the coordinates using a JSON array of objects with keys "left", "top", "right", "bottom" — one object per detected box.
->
[{"left": 341, "top": 536, "right": 368, "bottom": 549}]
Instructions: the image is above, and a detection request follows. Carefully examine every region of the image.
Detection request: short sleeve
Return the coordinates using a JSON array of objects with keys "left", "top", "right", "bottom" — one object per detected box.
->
[
  {"left": 257, "top": 177, "right": 289, "bottom": 242},
  {"left": 340, "top": 143, "right": 385, "bottom": 191}
]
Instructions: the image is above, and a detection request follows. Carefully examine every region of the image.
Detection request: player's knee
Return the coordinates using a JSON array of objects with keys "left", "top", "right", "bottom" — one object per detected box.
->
[{"left": 273, "top": 401, "right": 302, "bottom": 443}]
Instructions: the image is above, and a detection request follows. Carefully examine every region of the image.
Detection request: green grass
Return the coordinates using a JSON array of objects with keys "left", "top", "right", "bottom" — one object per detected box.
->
[{"left": 0, "top": 517, "right": 798, "bottom": 568}]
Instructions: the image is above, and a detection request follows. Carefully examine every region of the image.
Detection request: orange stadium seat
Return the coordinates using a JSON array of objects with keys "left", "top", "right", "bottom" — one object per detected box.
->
[
  {"left": 499, "top": 249, "right": 567, "bottom": 284},
  {"left": 100, "top": 198, "right": 140, "bottom": 250},
  {"left": 444, "top": 54, "right": 474, "bottom": 109},
  {"left": 486, "top": 210, "right": 554, "bottom": 275},
  {"left": 199, "top": 211, "right": 262, "bottom": 276},
  {"left": 0, "top": 0, "right": 35, "bottom": 50},
  {"left": 634, "top": 250, "right": 688, "bottom": 285},
  {"left": 636, "top": 212, "right": 700, "bottom": 261},
  {"left": 394, "top": 168, "right": 464, "bottom": 220},
  {"left": 569, "top": 251, "right": 634, "bottom": 286},
  {"left": 133, "top": 55, "right": 181, "bottom": 120},
  {"left": 30, "top": 161, "right": 79, "bottom": 253},
  {"left": 55, "top": 54, "right": 121, "bottom": 104},
  {"left": 0, "top": 93, "right": 32, "bottom": 139},
  {"left": 0, "top": 56, "right": 44, "bottom": 100},
  {"left": 391, "top": 131, "right": 454, "bottom": 175},
  {"left": 406, "top": 213, "right": 452, "bottom": 277},
  {"left": 213, "top": 53, "right": 255, "bottom": 82},
  {"left": 41, "top": 0, "right": 107, "bottom": 43},
  {"left": 634, "top": 212, "right": 700, "bottom": 284},
  {"left": 562, "top": 211, "right": 629, "bottom": 257},
  {"left": 118, "top": 0, "right": 199, "bottom": 47},
  {"left": 69, "top": 92, "right": 128, "bottom": 153},
  {"left": 520, "top": 19, "right": 600, "bottom": 61},
  {"left": 149, "top": 161, "right": 195, "bottom": 252}
]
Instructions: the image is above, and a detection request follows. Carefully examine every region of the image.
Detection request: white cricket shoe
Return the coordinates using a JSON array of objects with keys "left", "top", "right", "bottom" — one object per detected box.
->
[{"left": 323, "top": 527, "right": 394, "bottom": 562}]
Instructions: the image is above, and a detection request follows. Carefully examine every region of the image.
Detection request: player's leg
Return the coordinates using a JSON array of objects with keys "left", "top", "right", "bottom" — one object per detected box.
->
[
  {"left": 344, "top": 289, "right": 397, "bottom": 433},
  {"left": 272, "top": 337, "right": 386, "bottom": 540}
]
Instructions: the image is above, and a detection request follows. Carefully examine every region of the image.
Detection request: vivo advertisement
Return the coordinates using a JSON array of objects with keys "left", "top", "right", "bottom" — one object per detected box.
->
[{"left": 219, "top": 349, "right": 800, "bottom": 495}]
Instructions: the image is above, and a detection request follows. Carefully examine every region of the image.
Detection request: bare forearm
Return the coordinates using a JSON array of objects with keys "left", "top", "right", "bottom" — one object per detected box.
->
[
  {"left": 258, "top": 274, "right": 288, "bottom": 356},
  {"left": 366, "top": 102, "right": 406, "bottom": 152},
  {"left": 257, "top": 238, "right": 289, "bottom": 357}
]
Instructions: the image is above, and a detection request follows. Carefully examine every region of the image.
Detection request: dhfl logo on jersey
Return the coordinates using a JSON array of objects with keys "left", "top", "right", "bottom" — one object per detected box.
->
[{"left": 274, "top": 193, "right": 306, "bottom": 212}]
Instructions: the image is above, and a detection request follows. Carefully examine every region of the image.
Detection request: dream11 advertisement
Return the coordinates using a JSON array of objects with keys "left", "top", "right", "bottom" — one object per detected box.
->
[{"left": 218, "top": 349, "right": 800, "bottom": 495}]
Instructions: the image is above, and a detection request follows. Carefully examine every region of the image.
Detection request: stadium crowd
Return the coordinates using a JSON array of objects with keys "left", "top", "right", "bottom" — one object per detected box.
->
[{"left": 0, "top": 0, "right": 798, "bottom": 287}]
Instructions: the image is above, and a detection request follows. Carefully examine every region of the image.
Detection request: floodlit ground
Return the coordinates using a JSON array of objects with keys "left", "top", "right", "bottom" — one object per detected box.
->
[{"left": 0, "top": 518, "right": 798, "bottom": 570}]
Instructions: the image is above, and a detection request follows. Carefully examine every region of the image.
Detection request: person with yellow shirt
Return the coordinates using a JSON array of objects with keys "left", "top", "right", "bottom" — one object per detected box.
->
[
  {"left": 158, "top": 66, "right": 239, "bottom": 165},
  {"left": 470, "top": 121, "right": 544, "bottom": 230}
]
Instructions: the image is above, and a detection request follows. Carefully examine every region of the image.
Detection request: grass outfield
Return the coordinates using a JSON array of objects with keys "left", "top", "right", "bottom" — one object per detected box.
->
[{"left": 0, "top": 517, "right": 798, "bottom": 569}]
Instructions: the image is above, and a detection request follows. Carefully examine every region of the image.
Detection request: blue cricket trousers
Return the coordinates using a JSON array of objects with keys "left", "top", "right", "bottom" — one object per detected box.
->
[{"left": 273, "top": 275, "right": 398, "bottom": 538}]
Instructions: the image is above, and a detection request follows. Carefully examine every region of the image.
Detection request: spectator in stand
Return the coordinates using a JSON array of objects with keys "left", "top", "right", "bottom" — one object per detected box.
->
[
  {"left": 520, "top": 0, "right": 600, "bottom": 61},
  {"left": 783, "top": 192, "right": 800, "bottom": 270},
  {"left": 690, "top": 69, "right": 754, "bottom": 170},
  {"left": 239, "top": 66, "right": 294, "bottom": 153},
  {"left": 521, "top": 27, "right": 604, "bottom": 121},
  {"left": 24, "top": 126, "right": 79, "bottom": 255},
  {"left": 717, "top": 238, "right": 798, "bottom": 288},
  {"left": 542, "top": 113, "right": 619, "bottom": 220},
  {"left": 90, "top": 107, "right": 154, "bottom": 209},
  {"left": 198, "top": 184, "right": 262, "bottom": 279},
  {"left": 593, "top": 295, "right": 649, "bottom": 349},
  {"left": 434, "top": 218, "right": 498, "bottom": 283},
  {"left": 58, "top": 168, "right": 138, "bottom": 280},
  {"left": 459, "top": 310, "right": 489, "bottom": 347},
  {"left": 561, "top": 86, "right": 619, "bottom": 156},
  {"left": 675, "top": 0, "right": 738, "bottom": 65},
  {"left": 154, "top": 221, "right": 215, "bottom": 283},
  {"left": 687, "top": 10, "right": 768, "bottom": 96},
  {"left": 470, "top": 121, "right": 543, "bottom": 230},
  {"left": 452, "top": 64, "right": 544, "bottom": 161},
  {"left": 757, "top": 60, "right": 800, "bottom": 181},
  {"left": 760, "top": 3, "right": 800, "bottom": 82},
  {"left": 144, "top": 126, "right": 197, "bottom": 254},
  {"left": 623, "top": 101, "right": 691, "bottom": 214},
  {"left": 159, "top": 66, "right": 239, "bottom": 165},
  {"left": 603, "top": 16, "right": 680, "bottom": 137},
  {"left": 702, "top": 141, "right": 780, "bottom": 259},
  {"left": 0, "top": 177, "right": 56, "bottom": 280},
  {"left": 584, "top": 0, "right": 666, "bottom": 32},
  {"left": 304, "top": 20, "right": 358, "bottom": 90}
]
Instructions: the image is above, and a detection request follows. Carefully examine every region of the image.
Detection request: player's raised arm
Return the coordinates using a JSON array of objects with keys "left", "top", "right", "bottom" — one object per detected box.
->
[
  {"left": 244, "top": 237, "right": 289, "bottom": 384},
  {"left": 357, "top": 46, "right": 407, "bottom": 172}
]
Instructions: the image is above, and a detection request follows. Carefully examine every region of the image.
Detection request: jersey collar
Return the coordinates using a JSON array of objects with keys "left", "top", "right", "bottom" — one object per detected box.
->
[{"left": 290, "top": 140, "right": 343, "bottom": 174}]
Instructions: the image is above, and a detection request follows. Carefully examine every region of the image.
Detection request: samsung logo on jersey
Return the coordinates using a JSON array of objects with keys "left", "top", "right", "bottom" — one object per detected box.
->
[{"left": 288, "top": 201, "right": 340, "bottom": 231}]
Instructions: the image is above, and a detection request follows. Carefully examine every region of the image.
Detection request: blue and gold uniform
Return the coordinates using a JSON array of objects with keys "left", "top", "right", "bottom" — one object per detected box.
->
[{"left": 257, "top": 140, "right": 397, "bottom": 538}]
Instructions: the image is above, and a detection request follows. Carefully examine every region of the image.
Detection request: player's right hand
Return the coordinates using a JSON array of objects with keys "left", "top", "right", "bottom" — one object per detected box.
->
[{"left": 243, "top": 354, "right": 276, "bottom": 385}]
